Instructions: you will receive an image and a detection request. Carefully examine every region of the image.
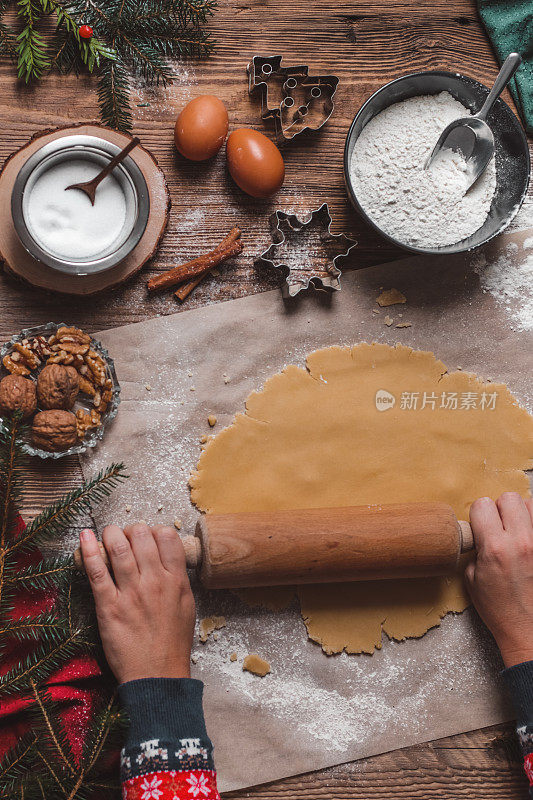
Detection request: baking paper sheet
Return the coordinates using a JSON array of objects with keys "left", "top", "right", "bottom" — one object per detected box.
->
[{"left": 81, "top": 229, "right": 533, "bottom": 793}]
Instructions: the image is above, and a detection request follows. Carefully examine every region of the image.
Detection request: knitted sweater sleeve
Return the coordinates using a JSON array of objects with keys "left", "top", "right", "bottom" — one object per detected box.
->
[
  {"left": 502, "top": 660, "right": 533, "bottom": 797},
  {"left": 118, "top": 678, "right": 220, "bottom": 800}
]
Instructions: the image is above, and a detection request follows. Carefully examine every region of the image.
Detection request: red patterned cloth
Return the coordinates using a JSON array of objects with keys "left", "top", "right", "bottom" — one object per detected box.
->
[
  {"left": 525, "top": 753, "right": 533, "bottom": 786},
  {"left": 0, "top": 515, "right": 117, "bottom": 770},
  {"left": 122, "top": 769, "right": 219, "bottom": 800}
]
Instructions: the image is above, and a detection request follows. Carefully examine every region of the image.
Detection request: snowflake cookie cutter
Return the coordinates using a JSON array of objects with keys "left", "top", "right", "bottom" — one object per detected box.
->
[
  {"left": 256, "top": 204, "right": 357, "bottom": 298},
  {"left": 247, "top": 55, "right": 339, "bottom": 142}
]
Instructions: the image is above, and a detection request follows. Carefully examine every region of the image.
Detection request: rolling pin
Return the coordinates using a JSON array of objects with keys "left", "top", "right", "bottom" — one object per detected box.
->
[{"left": 75, "top": 502, "right": 474, "bottom": 588}]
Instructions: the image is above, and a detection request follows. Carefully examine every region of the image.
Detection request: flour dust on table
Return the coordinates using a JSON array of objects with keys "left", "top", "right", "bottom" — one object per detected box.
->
[
  {"left": 474, "top": 235, "right": 533, "bottom": 331},
  {"left": 349, "top": 92, "right": 496, "bottom": 248}
]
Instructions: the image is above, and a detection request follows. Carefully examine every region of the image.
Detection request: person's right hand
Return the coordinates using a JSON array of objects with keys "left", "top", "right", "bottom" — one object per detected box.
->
[{"left": 465, "top": 492, "right": 533, "bottom": 668}]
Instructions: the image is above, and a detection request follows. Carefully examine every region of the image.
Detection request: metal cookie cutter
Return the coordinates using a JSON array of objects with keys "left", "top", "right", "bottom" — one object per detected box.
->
[
  {"left": 256, "top": 204, "right": 357, "bottom": 298},
  {"left": 247, "top": 56, "right": 339, "bottom": 142}
]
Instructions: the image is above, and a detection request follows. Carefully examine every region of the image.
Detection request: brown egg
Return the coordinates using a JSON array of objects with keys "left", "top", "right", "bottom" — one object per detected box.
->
[
  {"left": 174, "top": 95, "right": 229, "bottom": 161},
  {"left": 226, "top": 129, "right": 285, "bottom": 198}
]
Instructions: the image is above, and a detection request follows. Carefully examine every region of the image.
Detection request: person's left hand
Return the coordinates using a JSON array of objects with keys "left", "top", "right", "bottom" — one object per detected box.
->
[{"left": 79, "top": 523, "right": 195, "bottom": 683}]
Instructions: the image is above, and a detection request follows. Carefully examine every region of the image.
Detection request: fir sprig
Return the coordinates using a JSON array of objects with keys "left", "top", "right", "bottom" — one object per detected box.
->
[
  {"left": 16, "top": 0, "right": 50, "bottom": 81},
  {"left": 13, "top": 461, "right": 128, "bottom": 554},
  {"left": 0, "top": 0, "right": 216, "bottom": 130},
  {"left": 0, "top": 414, "right": 128, "bottom": 799}
]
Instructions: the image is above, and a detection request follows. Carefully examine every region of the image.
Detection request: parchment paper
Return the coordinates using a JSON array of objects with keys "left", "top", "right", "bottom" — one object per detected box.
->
[{"left": 81, "top": 228, "right": 533, "bottom": 793}]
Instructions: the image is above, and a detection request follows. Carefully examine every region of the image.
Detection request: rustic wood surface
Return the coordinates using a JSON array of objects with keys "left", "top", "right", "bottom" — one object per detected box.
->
[{"left": 1, "top": 0, "right": 531, "bottom": 796}]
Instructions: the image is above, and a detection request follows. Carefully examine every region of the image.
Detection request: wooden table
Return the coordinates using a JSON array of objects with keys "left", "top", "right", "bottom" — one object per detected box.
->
[{"left": 1, "top": 0, "right": 531, "bottom": 796}]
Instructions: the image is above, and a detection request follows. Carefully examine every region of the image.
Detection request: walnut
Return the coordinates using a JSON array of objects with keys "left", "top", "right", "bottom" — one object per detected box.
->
[
  {"left": 78, "top": 374, "right": 97, "bottom": 397},
  {"left": 2, "top": 341, "right": 41, "bottom": 376},
  {"left": 12, "top": 343, "right": 40, "bottom": 370},
  {"left": 27, "top": 335, "right": 53, "bottom": 360},
  {"left": 93, "top": 379, "right": 113, "bottom": 414},
  {"left": 32, "top": 410, "right": 78, "bottom": 452},
  {"left": 85, "top": 350, "right": 107, "bottom": 387},
  {"left": 37, "top": 364, "right": 79, "bottom": 410},
  {"left": 75, "top": 408, "right": 101, "bottom": 439},
  {"left": 0, "top": 375, "right": 37, "bottom": 419},
  {"left": 50, "top": 327, "right": 91, "bottom": 345},
  {"left": 47, "top": 351, "right": 75, "bottom": 366},
  {"left": 2, "top": 354, "right": 30, "bottom": 376}
]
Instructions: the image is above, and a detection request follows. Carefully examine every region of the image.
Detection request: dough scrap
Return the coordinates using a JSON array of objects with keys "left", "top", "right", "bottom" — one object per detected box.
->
[
  {"left": 190, "top": 343, "right": 533, "bottom": 654},
  {"left": 243, "top": 654, "right": 271, "bottom": 677},
  {"left": 199, "top": 615, "right": 226, "bottom": 643},
  {"left": 377, "top": 288, "right": 407, "bottom": 307}
]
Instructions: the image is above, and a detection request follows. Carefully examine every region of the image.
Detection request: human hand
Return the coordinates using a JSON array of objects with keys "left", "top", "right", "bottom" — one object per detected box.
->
[
  {"left": 465, "top": 493, "right": 533, "bottom": 668},
  {"left": 79, "top": 523, "right": 195, "bottom": 683}
]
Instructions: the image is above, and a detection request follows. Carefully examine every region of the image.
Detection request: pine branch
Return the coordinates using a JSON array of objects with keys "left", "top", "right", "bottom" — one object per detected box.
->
[
  {"left": 30, "top": 683, "right": 76, "bottom": 776},
  {"left": 82, "top": 693, "right": 123, "bottom": 773},
  {"left": 0, "top": 0, "right": 216, "bottom": 129},
  {"left": 0, "top": 734, "right": 37, "bottom": 786},
  {"left": 34, "top": 748, "right": 69, "bottom": 796},
  {"left": 16, "top": 0, "right": 51, "bottom": 81},
  {"left": 0, "top": 416, "right": 26, "bottom": 613},
  {"left": 98, "top": 57, "right": 132, "bottom": 131},
  {"left": 115, "top": 34, "right": 173, "bottom": 84},
  {"left": 0, "top": 611, "right": 71, "bottom": 645},
  {"left": 0, "top": 630, "right": 87, "bottom": 696},
  {"left": 44, "top": 0, "right": 115, "bottom": 72},
  {"left": 4, "top": 558, "right": 72, "bottom": 591},
  {"left": 0, "top": 21, "right": 19, "bottom": 59},
  {"left": 8, "top": 463, "right": 127, "bottom": 556}
]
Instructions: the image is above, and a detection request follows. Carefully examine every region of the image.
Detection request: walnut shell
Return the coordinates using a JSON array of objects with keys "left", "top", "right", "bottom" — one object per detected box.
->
[
  {"left": 32, "top": 410, "right": 78, "bottom": 452},
  {"left": 0, "top": 374, "right": 37, "bottom": 419},
  {"left": 37, "top": 364, "right": 79, "bottom": 410}
]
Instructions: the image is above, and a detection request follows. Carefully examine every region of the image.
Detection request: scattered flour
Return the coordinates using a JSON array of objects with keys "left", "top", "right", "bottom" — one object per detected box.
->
[
  {"left": 192, "top": 603, "right": 501, "bottom": 755},
  {"left": 349, "top": 92, "right": 496, "bottom": 248},
  {"left": 510, "top": 200, "right": 533, "bottom": 232},
  {"left": 130, "top": 64, "right": 197, "bottom": 118},
  {"left": 474, "top": 239, "right": 533, "bottom": 330}
]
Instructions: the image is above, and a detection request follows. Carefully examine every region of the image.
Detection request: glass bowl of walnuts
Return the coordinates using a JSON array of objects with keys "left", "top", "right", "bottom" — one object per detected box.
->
[{"left": 0, "top": 322, "right": 120, "bottom": 459}]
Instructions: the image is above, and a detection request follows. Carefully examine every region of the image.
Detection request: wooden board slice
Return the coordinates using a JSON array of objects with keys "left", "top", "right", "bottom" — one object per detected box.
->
[{"left": 0, "top": 122, "right": 170, "bottom": 296}]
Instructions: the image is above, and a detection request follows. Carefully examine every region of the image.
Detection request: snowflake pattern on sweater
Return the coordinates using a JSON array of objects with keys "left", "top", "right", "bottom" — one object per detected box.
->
[
  {"left": 518, "top": 726, "right": 533, "bottom": 794},
  {"left": 121, "top": 736, "right": 219, "bottom": 800},
  {"left": 122, "top": 769, "right": 219, "bottom": 800},
  {"left": 121, "top": 737, "right": 215, "bottom": 780}
]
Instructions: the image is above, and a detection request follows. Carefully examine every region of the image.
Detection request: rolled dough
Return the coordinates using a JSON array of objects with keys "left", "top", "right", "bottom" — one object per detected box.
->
[{"left": 190, "top": 343, "right": 533, "bottom": 654}]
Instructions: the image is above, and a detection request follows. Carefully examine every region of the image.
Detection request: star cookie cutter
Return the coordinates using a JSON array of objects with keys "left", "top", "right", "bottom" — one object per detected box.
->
[
  {"left": 247, "top": 55, "right": 339, "bottom": 142},
  {"left": 256, "top": 204, "right": 357, "bottom": 298}
]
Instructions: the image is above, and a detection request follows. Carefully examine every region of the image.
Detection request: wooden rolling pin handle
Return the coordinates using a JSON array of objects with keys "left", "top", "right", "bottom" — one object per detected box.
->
[
  {"left": 183, "top": 535, "right": 203, "bottom": 569},
  {"left": 73, "top": 542, "right": 109, "bottom": 571},
  {"left": 459, "top": 520, "right": 474, "bottom": 552},
  {"left": 73, "top": 536, "right": 202, "bottom": 572}
]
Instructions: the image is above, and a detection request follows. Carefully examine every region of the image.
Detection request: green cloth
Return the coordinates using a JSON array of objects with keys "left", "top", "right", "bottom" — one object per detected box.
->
[{"left": 477, "top": 0, "right": 533, "bottom": 133}]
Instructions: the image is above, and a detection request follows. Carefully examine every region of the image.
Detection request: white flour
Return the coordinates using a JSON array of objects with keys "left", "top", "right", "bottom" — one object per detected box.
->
[
  {"left": 349, "top": 92, "right": 496, "bottom": 248},
  {"left": 474, "top": 238, "right": 533, "bottom": 330}
]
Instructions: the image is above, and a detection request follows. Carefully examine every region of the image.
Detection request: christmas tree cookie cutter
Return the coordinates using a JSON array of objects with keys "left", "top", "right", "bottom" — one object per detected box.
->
[
  {"left": 256, "top": 204, "right": 357, "bottom": 298},
  {"left": 247, "top": 56, "right": 339, "bottom": 142}
]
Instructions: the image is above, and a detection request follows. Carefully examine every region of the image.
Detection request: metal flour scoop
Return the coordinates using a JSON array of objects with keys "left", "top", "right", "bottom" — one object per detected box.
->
[{"left": 426, "top": 52, "right": 522, "bottom": 190}]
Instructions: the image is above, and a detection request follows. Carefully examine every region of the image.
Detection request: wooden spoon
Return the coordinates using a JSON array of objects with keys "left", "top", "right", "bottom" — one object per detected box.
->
[{"left": 65, "top": 137, "right": 140, "bottom": 205}]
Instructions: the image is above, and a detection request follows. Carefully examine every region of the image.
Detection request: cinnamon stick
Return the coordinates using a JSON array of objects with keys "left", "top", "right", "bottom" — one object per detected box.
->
[
  {"left": 174, "top": 273, "right": 206, "bottom": 302},
  {"left": 175, "top": 229, "right": 242, "bottom": 302},
  {"left": 147, "top": 227, "right": 242, "bottom": 293}
]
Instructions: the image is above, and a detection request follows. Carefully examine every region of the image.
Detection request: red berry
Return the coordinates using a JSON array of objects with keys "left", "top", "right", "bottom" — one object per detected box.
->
[{"left": 79, "top": 25, "right": 93, "bottom": 39}]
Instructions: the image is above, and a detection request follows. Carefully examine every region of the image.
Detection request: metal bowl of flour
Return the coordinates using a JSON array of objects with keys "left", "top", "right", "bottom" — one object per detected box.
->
[
  {"left": 344, "top": 71, "right": 530, "bottom": 255},
  {"left": 11, "top": 135, "right": 150, "bottom": 275}
]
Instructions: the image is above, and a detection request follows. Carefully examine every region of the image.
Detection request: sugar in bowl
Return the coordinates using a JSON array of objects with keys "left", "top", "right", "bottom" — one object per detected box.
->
[{"left": 11, "top": 134, "right": 150, "bottom": 275}]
